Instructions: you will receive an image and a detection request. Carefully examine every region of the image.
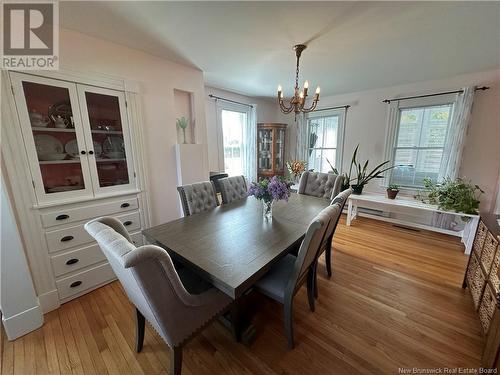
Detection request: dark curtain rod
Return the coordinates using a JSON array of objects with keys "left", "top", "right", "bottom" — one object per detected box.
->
[
  {"left": 382, "top": 86, "right": 490, "bottom": 104},
  {"left": 311, "top": 104, "right": 350, "bottom": 112},
  {"left": 208, "top": 94, "right": 254, "bottom": 108}
]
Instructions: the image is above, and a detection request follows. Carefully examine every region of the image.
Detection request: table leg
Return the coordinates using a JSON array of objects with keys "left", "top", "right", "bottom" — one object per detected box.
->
[
  {"left": 347, "top": 200, "right": 353, "bottom": 226},
  {"left": 219, "top": 292, "right": 256, "bottom": 346}
]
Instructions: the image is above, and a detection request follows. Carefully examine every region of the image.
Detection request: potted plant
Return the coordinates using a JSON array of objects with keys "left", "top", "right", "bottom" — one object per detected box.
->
[
  {"left": 415, "top": 177, "right": 483, "bottom": 220},
  {"left": 386, "top": 184, "right": 400, "bottom": 199},
  {"left": 325, "top": 158, "right": 350, "bottom": 191},
  {"left": 176, "top": 117, "right": 189, "bottom": 144},
  {"left": 248, "top": 176, "right": 292, "bottom": 220},
  {"left": 348, "top": 145, "right": 396, "bottom": 195}
]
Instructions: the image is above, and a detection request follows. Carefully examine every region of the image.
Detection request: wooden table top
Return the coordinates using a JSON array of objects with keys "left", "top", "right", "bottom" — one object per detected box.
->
[{"left": 143, "top": 194, "right": 329, "bottom": 299}]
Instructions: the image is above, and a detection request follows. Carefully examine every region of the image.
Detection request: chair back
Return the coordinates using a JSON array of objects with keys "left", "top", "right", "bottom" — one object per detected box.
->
[
  {"left": 329, "top": 188, "right": 352, "bottom": 237},
  {"left": 219, "top": 175, "right": 248, "bottom": 204},
  {"left": 318, "top": 202, "right": 343, "bottom": 256},
  {"left": 287, "top": 205, "right": 339, "bottom": 294},
  {"left": 85, "top": 217, "right": 204, "bottom": 347},
  {"left": 177, "top": 181, "right": 219, "bottom": 216},
  {"left": 298, "top": 172, "right": 343, "bottom": 200}
]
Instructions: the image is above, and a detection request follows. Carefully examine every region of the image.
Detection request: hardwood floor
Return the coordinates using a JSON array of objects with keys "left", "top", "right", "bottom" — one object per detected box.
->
[{"left": 1, "top": 216, "right": 484, "bottom": 374}]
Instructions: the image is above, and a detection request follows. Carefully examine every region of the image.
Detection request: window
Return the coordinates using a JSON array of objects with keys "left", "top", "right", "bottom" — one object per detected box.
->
[
  {"left": 307, "top": 110, "right": 345, "bottom": 173},
  {"left": 390, "top": 103, "right": 454, "bottom": 188},
  {"left": 220, "top": 108, "right": 247, "bottom": 176}
]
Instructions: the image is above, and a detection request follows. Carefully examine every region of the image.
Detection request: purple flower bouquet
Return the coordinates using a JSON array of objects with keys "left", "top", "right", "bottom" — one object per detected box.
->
[{"left": 248, "top": 176, "right": 292, "bottom": 219}]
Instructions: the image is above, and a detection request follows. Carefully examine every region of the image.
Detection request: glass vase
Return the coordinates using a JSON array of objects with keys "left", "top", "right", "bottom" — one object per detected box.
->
[{"left": 262, "top": 200, "right": 274, "bottom": 220}]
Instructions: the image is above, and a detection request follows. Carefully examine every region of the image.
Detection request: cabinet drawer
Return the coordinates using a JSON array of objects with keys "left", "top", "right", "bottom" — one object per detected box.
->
[
  {"left": 470, "top": 261, "right": 487, "bottom": 310},
  {"left": 46, "top": 210, "right": 141, "bottom": 253},
  {"left": 51, "top": 230, "right": 143, "bottom": 276},
  {"left": 41, "top": 197, "right": 139, "bottom": 228},
  {"left": 472, "top": 221, "right": 488, "bottom": 258},
  {"left": 56, "top": 263, "right": 115, "bottom": 300},
  {"left": 480, "top": 231, "right": 498, "bottom": 274},
  {"left": 51, "top": 243, "right": 106, "bottom": 277},
  {"left": 479, "top": 284, "right": 496, "bottom": 334}
]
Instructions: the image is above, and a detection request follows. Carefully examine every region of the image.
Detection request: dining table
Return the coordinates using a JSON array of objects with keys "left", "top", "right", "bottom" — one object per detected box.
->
[{"left": 142, "top": 193, "right": 330, "bottom": 342}]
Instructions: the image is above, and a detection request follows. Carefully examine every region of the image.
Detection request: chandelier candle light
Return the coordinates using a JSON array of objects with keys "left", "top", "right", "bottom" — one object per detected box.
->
[{"left": 277, "top": 44, "right": 320, "bottom": 117}]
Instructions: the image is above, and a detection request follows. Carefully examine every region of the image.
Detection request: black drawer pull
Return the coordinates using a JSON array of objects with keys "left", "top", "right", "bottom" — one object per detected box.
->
[
  {"left": 70, "top": 281, "right": 82, "bottom": 288},
  {"left": 56, "top": 214, "right": 69, "bottom": 220},
  {"left": 61, "top": 235, "right": 74, "bottom": 242},
  {"left": 123, "top": 220, "right": 132, "bottom": 226},
  {"left": 66, "top": 258, "right": 79, "bottom": 265},
  {"left": 121, "top": 203, "right": 130, "bottom": 208}
]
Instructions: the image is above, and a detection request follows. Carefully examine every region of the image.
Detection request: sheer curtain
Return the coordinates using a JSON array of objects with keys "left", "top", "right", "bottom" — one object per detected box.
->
[
  {"left": 438, "top": 86, "right": 475, "bottom": 181},
  {"left": 295, "top": 113, "right": 308, "bottom": 162},
  {"left": 243, "top": 104, "right": 257, "bottom": 182}
]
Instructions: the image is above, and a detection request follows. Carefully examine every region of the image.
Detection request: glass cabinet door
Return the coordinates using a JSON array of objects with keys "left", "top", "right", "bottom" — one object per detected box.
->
[
  {"left": 274, "top": 129, "right": 285, "bottom": 172},
  {"left": 77, "top": 85, "right": 135, "bottom": 194},
  {"left": 258, "top": 128, "right": 273, "bottom": 172},
  {"left": 11, "top": 73, "right": 94, "bottom": 203}
]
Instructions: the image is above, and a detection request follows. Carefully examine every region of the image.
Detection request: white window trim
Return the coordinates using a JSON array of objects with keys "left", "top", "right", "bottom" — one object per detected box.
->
[
  {"left": 306, "top": 108, "right": 346, "bottom": 173},
  {"left": 382, "top": 93, "right": 458, "bottom": 190},
  {"left": 215, "top": 101, "right": 251, "bottom": 174}
]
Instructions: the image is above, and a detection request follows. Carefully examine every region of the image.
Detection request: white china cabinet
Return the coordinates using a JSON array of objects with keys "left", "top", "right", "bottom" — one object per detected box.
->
[{"left": 3, "top": 71, "right": 150, "bottom": 311}]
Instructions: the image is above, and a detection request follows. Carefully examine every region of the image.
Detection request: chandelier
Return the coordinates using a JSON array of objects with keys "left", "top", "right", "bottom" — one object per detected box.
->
[{"left": 277, "top": 44, "right": 320, "bottom": 116}]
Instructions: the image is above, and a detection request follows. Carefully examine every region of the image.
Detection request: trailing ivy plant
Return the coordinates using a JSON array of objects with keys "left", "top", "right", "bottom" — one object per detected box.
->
[{"left": 416, "top": 177, "right": 484, "bottom": 220}]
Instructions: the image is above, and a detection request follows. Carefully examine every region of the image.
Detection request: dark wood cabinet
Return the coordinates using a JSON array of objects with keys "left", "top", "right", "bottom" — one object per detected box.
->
[{"left": 257, "top": 123, "right": 286, "bottom": 180}]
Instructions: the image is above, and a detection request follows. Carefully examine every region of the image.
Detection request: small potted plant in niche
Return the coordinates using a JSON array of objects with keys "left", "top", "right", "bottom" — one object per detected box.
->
[
  {"left": 176, "top": 117, "right": 189, "bottom": 144},
  {"left": 386, "top": 184, "right": 400, "bottom": 199},
  {"left": 248, "top": 176, "right": 292, "bottom": 220}
]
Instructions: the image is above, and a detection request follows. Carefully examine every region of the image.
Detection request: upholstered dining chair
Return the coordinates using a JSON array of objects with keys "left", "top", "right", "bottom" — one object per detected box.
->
[
  {"left": 297, "top": 171, "right": 343, "bottom": 201},
  {"left": 177, "top": 181, "right": 219, "bottom": 216},
  {"left": 84, "top": 217, "right": 232, "bottom": 375},
  {"left": 254, "top": 205, "right": 339, "bottom": 349},
  {"left": 323, "top": 188, "right": 353, "bottom": 277},
  {"left": 219, "top": 175, "right": 248, "bottom": 204}
]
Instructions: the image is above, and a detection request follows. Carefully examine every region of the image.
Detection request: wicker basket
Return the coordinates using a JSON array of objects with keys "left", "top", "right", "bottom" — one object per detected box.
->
[
  {"left": 479, "top": 284, "right": 496, "bottom": 333},
  {"left": 472, "top": 221, "right": 488, "bottom": 259},
  {"left": 467, "top": 255, "right": 479, "bottom": 290},
  {"left": 480, "top": 232, "right": 499, "bottom": 274},
  {"left": 470, "top": 264, "right": 487, "bottom": 309}
]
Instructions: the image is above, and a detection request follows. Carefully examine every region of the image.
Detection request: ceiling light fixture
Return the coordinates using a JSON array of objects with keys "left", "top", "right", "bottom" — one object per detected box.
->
[{"left": 277, "top": 44, "right": 320, "bottom": 117}]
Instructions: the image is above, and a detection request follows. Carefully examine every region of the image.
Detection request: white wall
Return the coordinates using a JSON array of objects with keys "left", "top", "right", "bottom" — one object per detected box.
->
[
  {"left": 1, "top": 170, "right": 43, "bottom": 340},
  {"left": 59, "top": 28, "right": 209, "bottom": 224},
  {"left": 286, "top": 69, "right": 500, "bottom": 213},
  {"left": 204, "top": 86, "right": 285, "bottom": 172}
]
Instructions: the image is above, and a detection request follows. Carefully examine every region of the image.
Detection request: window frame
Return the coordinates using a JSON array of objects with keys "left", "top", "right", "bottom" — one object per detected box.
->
[
  {"left": 306, "top": 108, "right": 346, "bottom": 173},
  {"left": 215, "top": 101, "right": 251, "bottom": 176},
  {"left": 383, "top": 93, "right": 458, "bottom": 189}
]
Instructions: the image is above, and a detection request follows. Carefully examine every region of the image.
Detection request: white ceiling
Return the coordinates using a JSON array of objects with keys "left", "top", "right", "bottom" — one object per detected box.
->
[{"left": 60, "top": 1, "right": 500, "bottom": 98}]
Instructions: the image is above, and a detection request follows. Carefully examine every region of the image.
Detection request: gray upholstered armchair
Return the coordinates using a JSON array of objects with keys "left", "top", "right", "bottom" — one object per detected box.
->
[
  {"left": 177, "top": 181, "right": 219, "bottom": 216},
  {"left": 297, "top": 171, "right": 343, "bottom": 201},
  {"left": 254, "top": 204, "right": 340, "bottom": 349},
  {"left": 219, "top": 175, "right": 248, "bottom": 204},
  {"left": 85, "top": 217, "right": 232, "bottom": 375}
]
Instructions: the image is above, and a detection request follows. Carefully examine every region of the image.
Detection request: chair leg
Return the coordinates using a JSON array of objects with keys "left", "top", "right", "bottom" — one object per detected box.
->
[
  {"left": 135, "top": 308, "right": 145, "bottom": 353},
  {"left": 284, "top": 299, "right": 295, "bottom": 350},
  {"left": 325, "top": 247, "right": 332, "bottom": 278},
  {"left": 307, "top": 266, "right": 315, "bottom": 312},
  {"left": 313, "top": 261, "right": 319, "bottom": 299},
  {"left": 170, "top": 345, "right": 183, "bottom": 375}
]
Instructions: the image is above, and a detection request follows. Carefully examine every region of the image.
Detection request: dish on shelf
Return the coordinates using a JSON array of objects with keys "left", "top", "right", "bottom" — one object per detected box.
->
[
  {"left": 64, "top": 139, "right": 79, "bottom": 157},
  {"left": 29, "top": 110, "right": 50, "bottom": 127},
  {"left": 102, "top": 135, "right": 124, "bottom": 154},
  {"left": 38, "top": 153, "right": 67, "bottom": 161},
  {"left": 34, "top": 134, "right": 63, "bottom": 156},
  {"left": 93, "top": 141, "right": 103, "bottom": 157}
]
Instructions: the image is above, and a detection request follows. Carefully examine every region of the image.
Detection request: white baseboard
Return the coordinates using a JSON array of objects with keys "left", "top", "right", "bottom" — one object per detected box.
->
[
  {"left": 2, "top": 304, "right": 43, "bottom": 340},
  {"left": 38, "top": 289, "right": 60, "bottom": 313}
]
